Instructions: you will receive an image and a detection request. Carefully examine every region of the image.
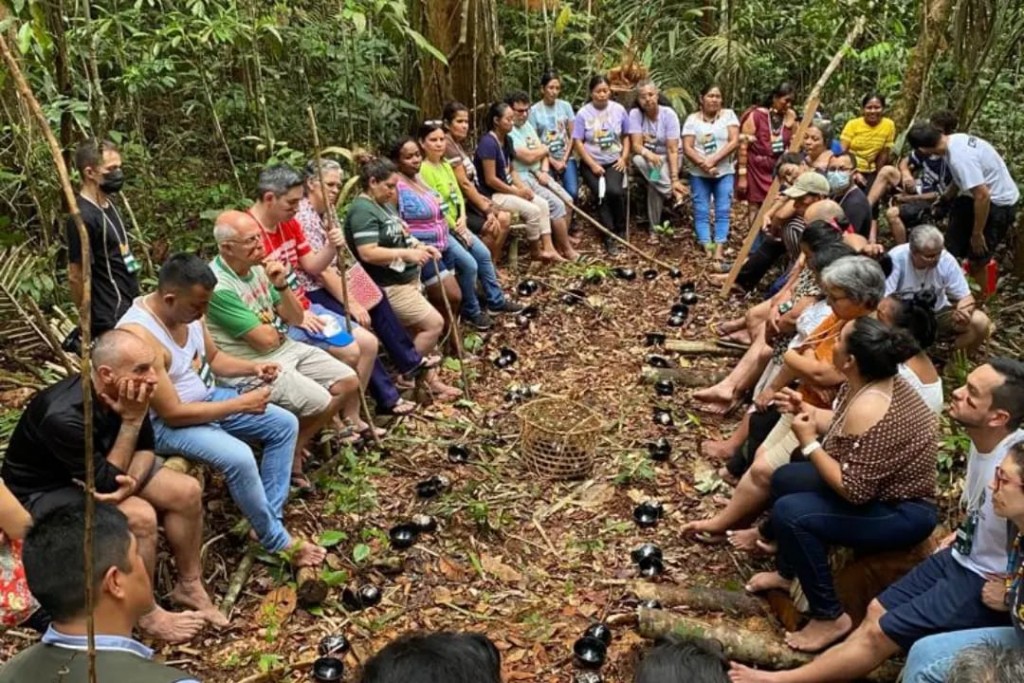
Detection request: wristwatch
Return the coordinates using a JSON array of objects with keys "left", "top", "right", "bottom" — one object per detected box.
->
[{"left": 801, "top": 440, "right": 822, "bottom": 457}]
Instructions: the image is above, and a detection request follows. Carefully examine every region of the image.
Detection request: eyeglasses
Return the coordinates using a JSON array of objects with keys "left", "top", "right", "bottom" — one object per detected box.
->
[
  {"left": 227, "top": 235, "right": 261, "bottom": 246},
  {"left": 512, "top": 107, "right": 530, "bottom": 114},
  {"left": 994, "top": 465, "right": 1024, "bottom": 491}
]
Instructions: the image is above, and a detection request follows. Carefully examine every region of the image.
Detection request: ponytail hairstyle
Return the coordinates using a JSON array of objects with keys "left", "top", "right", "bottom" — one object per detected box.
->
[
  {"left": 539, "top": 69, "right": 560, "bottom": 89},
  {"left": 442, "top": 101, "right": 469, "bottom": 129},
  {"left": 886, "top": 290, "right": 939, "bottom": 351},
  {"left": 484, "top": 101, "right": 511, "bottom": 132},
  {"left": 846, "top": 317, "right": 921, "bottom": 381},
  {"left": 808, "top": 240, "right": 857, "bottom": 273},
  {"left": 353, "top": 150, "right": 396, "bottom": 190}
]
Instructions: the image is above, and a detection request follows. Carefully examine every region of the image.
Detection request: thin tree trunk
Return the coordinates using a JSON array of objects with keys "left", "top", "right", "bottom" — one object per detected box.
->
[{"left": 890, "top": 0, "right": 954, "bottom": 132}]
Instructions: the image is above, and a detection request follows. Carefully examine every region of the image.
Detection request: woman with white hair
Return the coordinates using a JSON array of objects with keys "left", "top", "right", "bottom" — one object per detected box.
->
[
  {"left": 885, "top": 224, "right": 992, "bottom": 353},
  {"left": 683, "top": 256, "right": 888, "bottom": 545}
]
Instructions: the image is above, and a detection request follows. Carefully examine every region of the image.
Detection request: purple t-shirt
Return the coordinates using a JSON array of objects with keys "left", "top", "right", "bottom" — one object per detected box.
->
[
  {"left": 628, "top": 106, "right": 681, "bottom": 156},
  {"left": 473, "top": 132, "right": 515, "bottom": 198},
  {"left": 573, "top": 102, "right": 630, "bottom": 166}
]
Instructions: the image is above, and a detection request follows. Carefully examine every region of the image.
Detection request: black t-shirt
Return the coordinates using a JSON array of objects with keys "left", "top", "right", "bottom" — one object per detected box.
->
[
  {"left": 66, "top": 196, "right": 141, "bottom": 335},
  {"left": 0, "top": 374, "right": 155, "bottom": 500},
  {"left": 840, "top": 186, "right": 872, "bottom": 239}
]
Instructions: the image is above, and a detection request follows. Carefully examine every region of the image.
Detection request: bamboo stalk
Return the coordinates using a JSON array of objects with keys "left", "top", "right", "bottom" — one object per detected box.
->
[
  {"left": 306, "top": 105, "right": 382, "bottom": 448},
  {"left": 0, "top": 25, "right": 99, "bottom": 683},
  {"left": 432, "top": 257, "right": 472, "bottom": 402},
  {"left": 719, "top": 16, "right": 866, "bottom": 297}
]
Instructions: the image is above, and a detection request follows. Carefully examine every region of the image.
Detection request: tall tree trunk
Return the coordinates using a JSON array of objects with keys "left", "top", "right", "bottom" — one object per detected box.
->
[
  {"left": 890, "top": 0, "right": 954, "bottom": 132},
  {"left": 412, "top": 0, "right": 500, "bottom": 125}
]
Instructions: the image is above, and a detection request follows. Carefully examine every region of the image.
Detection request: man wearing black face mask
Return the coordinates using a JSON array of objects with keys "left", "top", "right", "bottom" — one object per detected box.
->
[
  {"left": 66, "top": 138, "right": 140, "bottom": 344},
  {"left": 826, "top": 151, "right": 872, "bottom": 241}
]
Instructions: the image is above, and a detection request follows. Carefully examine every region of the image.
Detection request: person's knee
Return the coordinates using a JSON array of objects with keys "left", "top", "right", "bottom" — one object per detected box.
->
[
  {"left": 355, "top": 327, "right": 379, "bottom": 358},
  {"left": 331, "top": 342, "right": 360, "bottom": 368},
  {"left": 119, "top": 497, "right": 158, "bottom": 538},
  {"left": 886, "top": 206, "right": 900, "bottom": 221},
  {"left": 750, "top": 452, "right": 773, "bottom": 487},
  {"left": 332, "top": 374, "right": 360, "bottom": 398},
  {"left": 971, "top": 311, "right": 992, "bottom": 339}
]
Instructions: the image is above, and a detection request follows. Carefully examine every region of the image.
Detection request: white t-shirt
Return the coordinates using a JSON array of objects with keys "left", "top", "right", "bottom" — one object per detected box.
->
[
  {"left": 885, "top": 244, "right": 970, "bottom": 310},
  {"left": 946, "top": 134, "right": 1020, "bottom": 206},
  {"left": 681, "top": 109, "right": 740, "bottom": 178},
  {"left": 952, "top": 430, "right": 1024, "bottom": 577},
  {"left": 897, "top": 364, "right": 943, "bottom": 414}
]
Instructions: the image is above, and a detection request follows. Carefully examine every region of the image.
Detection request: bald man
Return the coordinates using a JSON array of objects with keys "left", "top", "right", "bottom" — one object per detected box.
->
[
  {"left": 205, "top": 210, "right": 359, "bottom": 488},
  {"left": 1, "top": 329, "right": 214, "bottom": 642}
]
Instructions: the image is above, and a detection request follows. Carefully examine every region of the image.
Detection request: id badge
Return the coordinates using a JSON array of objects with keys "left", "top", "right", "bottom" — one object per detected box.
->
[
  {"left": 438, "top": 199, "right": 450, "bottom": 216},
  {"left": 771, "top": 136, "right": 784, "bottom": 155},
  {"left": 284, "top": 269, "right": 298, "bottom": 290},
  {"left": 954, "top": 512, "right": 977, "bottom": 556},
  {"left": 272, "top": 315, "right": 288, "bottom": 334},
  {"left": 121, "top": 244, "right": 142, "bottom": 274}
]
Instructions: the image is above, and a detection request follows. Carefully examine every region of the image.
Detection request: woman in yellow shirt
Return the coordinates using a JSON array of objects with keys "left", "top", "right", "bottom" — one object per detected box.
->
[{"left": 840, "top": 93, "right": 901, "bottom": 208}]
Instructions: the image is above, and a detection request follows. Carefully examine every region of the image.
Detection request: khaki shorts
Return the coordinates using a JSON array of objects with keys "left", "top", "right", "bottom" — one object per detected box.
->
[
  {"left": 265, "top": 340, "right": 353, "bottom": 417},
  {"left": 761, "top": 412, "right": 801, "bottom": 470},
  {"left": 384, "top": 282, "right": 436, "bottom": 327}
]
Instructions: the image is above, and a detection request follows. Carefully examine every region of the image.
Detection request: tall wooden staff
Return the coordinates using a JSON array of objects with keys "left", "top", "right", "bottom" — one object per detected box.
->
[
  {"left": 307, "top": 106, "right": 382, "bottom": 447},
  {"left": 0, "top": 28, "right": 99, "bottom": 683},
  {"left": 719, "top": 16, "right": 866, "bottom": 297}
]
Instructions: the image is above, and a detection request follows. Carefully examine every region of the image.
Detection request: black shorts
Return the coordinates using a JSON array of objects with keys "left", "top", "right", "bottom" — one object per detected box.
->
[
  {"left": 466, "top": 205, "right": 487, "bottom": 235},
  {"left": 898, "top": 201, "right": 934, "bottom": 230},
  {"left": 947, "top": 197, "right": 1018, "bottom": 266}
]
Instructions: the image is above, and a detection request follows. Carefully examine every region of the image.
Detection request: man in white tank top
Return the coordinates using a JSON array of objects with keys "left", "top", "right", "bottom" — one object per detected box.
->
[{"left": 117, "top": 254, "right": 327, "bottom": 573}]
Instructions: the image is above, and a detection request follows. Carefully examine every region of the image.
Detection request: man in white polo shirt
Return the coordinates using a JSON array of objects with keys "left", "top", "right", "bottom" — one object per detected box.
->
[{"left": 885, "top": 224, "right": 992, "bottom": 352}]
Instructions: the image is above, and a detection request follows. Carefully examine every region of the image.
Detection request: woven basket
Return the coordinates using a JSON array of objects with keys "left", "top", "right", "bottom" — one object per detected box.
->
[{"left": 517, "top": 398, "right": 602, "bottom": 480}]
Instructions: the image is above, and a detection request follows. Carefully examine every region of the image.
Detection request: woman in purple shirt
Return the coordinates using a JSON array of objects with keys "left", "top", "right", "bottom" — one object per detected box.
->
[{"left": 573, "top": 75, "right": 631, "bottom": 255}]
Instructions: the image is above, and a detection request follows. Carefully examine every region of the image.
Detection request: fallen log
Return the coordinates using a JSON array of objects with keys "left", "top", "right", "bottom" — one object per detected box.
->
[
  {"left": 640, "top": 366, "right": 727, "bottom": 388},
  {"left": 631, "top": 583, "right": 769, "bottom": 619},
  {"left": 664, "top": 340, "right": 744, "bottom": 356},
  {"left": 637, "top": 609, "right": 902, "bottom": 682}
]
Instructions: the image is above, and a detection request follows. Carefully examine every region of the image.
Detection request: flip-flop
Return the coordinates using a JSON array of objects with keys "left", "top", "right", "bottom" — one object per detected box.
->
[
  {"left": 691, "top": 398, "right": 743, "bottom": 417},
  {"left": 692, "top": 531, "right": 728, "bottom": 545},
  {"left": 377, "top": 398, "right": 416, "bottom": 416},
  {"left": 290, "top": 473, "right": 315, "bottom": 496}
]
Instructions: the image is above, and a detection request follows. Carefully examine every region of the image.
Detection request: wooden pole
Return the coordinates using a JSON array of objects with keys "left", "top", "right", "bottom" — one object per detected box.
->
[
  {"left": 574, "top": 204, "right": 677, "bottom": 270},
  {"left": 432, "top": 257, "right": 472, "bottom": 402},
  {"left": 0, "top": 26, "right": 98, "bottom": 683},
  {"left": 718, "top": 16, "right": 866, "bottom": 298},
  {"left": 306, "top": 105, "right": 381, "bottom": 448}
]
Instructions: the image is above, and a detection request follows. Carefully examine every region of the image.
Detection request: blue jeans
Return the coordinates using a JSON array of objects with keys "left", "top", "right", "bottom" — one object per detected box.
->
[
  {"left": 902, "top": 627, "right": 1021, "bottom": 681},
  {"left": 689, "top": 173, "right": 735, "bottom": 245},
  {"left": 770, "top": 462, "right": 938, "bottom": 620},
  {"left": 555, "top": 158, "right": 579, "bottom": 201},
  {"left": 442, "top": 234, "right": 505, "bottom": 317},
  {"left": 152, "top": 388, "right": 298, "bottom": 553}
]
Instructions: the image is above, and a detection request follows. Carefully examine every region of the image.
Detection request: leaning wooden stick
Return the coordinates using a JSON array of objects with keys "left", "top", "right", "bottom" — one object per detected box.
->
[
  {"left": 719, "top": 16, "right": 866, "bottom": 297},
  {"left": 0, "top": 27, "right": 99, "bottom": 683},
  {"left": 573, "top": 203, "right": 676, "bottom": 270},
  {"left": 432, "top": 257, "right": 472, "bottom": 402},
  {"left": 306, "top": 105, "right": 381, "bottom": 448}
]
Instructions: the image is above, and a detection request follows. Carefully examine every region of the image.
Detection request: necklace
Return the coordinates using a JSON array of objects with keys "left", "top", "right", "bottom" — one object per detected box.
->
[
  {"left": 768, "top": 109, "right": 784, "bottom": 138},
  {"left": 139, "top": 295, "right": 187, "bottom": 347},
  {"left": 701, "top": 109, "right": 720, "bottom": 124}
]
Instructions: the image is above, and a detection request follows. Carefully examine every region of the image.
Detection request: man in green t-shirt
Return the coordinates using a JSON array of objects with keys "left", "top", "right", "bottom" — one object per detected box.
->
[{"left": 207, "top": 210, "right": 361, "bottom": 480}]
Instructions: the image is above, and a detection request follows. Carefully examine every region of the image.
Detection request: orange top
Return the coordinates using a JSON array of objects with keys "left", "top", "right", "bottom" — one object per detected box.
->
[{"left": 795, "top": 313, "right": 846, "bottom": 408}]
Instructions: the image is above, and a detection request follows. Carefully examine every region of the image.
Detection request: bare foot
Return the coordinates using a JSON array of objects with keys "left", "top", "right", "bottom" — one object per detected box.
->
[
  {"left": 729, "top": 662, "right": 781, "bottom": 682},
  {"left": 722, "top": 329, "right": 753, "bottom": 345},
  {"left": 701, "top": 439, "right": 734, "bottom": 462},
  {"left": 784, "top": 613, "right": 853, "bottom": 653},
  {"left": 744, "top": 571, "right": 792, "bottom": 594},
  {"left": 289, "top": 539, "right": 327, "bottom": 568},
  {"left": 726, "top": 527, "right": 769, "bottom": 553},
  {"left": 427, "top": 380, "right": 462, "bottom": 402},
  {"left": 756, "top": 539, "right": 778, "bottom": 554},
  {"left": 538, "top": 250, "right": 567, "bottom": 263},
  {"left": 138, "top": 605, "right": 207, "bottom": 643},
  {"left": 561, "top": 248, "right": 581, "bottom": 261},
  {"left": 693, "top": 383, "right": 737, "bottom": 405},
  {"left": 170, "top": 577, "right": 230, "bottom": 628}
]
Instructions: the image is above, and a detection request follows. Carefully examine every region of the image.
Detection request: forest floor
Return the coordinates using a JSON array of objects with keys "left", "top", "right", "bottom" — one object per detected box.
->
[{"left": 1, "top": 208, "right": 1020, "bottom": 682}]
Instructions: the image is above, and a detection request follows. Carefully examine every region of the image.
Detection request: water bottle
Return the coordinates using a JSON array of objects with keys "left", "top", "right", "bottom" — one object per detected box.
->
[{"left": 598, "top": 175, "right": 606, "bottom": 201}]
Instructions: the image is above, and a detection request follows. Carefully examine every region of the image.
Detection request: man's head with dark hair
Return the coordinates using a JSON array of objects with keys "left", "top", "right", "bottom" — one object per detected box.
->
[
  {"left": 951, "top": 357, "right": 1024, "bottom": 433},
  {"left": 75, "top": 137, "right": 123, "bottom": 194},
  {"left": 907, "top": 122, "right": 946, "bottom": 156},
  {"left": 929, "top": 109, "right": 958, "bottom": 135},
  {"left": 155, "top": 253, "right": 217, "bottom": 325},
  {"left": 505, "top": 90, "right": 532, "bottom": 128},
  {"left": 23, "top": 503, "right": 152, "bottom": 624},
  {"left": 360, "top": 631, "right": 501, "bottom": 683},
  {"left": 254, "top": 164, "right": 305, "bottom": 226},
  {"left": 635, "top": 635, "right": 730, "bottom": 683}
]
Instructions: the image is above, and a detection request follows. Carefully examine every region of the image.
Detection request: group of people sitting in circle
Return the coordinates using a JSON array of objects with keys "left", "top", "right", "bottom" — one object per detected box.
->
[{"left": 0, "top": 72, "right": 1021, "bottom": 681}]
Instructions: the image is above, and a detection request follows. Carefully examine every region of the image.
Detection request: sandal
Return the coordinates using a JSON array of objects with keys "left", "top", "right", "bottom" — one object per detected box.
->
[
  {"left": 290, "top": 472, "right": 315, "bottom": 495},
  {"left": 377, "top": 398, "right": 417, "bottom": 417}
]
